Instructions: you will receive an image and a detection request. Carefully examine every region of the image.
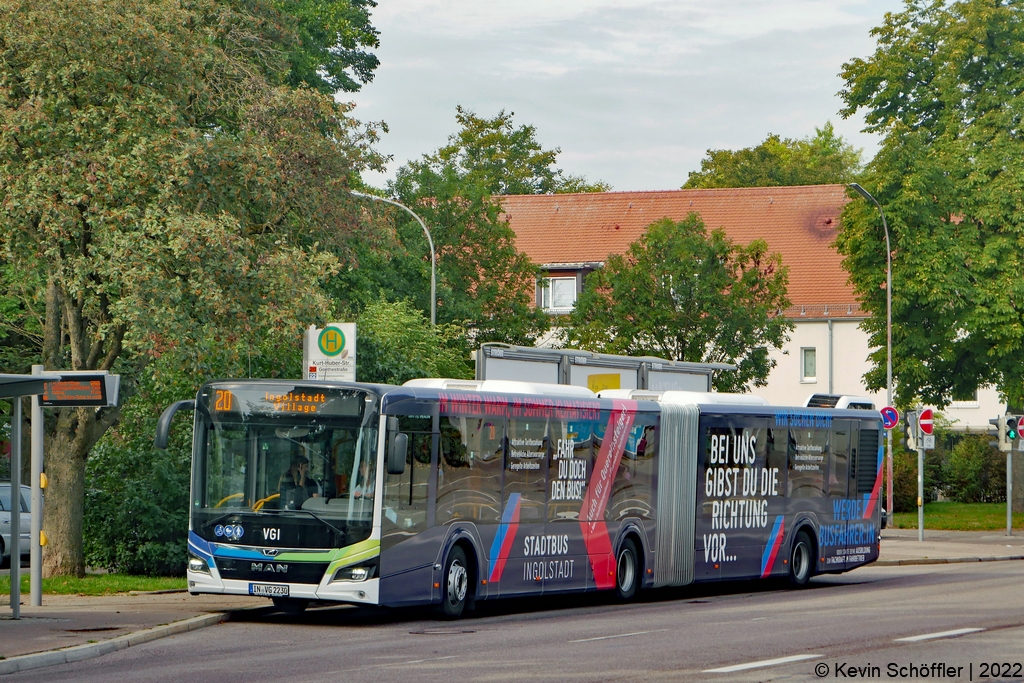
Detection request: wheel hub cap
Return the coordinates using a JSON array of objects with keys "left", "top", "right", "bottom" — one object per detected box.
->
[{"left": 448, "top": 561, "right": 467, "bottom": 603}]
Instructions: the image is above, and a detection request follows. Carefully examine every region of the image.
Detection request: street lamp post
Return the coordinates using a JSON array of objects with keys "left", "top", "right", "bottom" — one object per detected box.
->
[
  {"left": 849, "top": 183, "right": 894, "bottom": 531},
  {"left": 350, "top": 190, "right": 436, "bottom": 326}
]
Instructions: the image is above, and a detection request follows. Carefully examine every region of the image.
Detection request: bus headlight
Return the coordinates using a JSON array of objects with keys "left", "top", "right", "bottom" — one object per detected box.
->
[
  {"left": 188, "top": 553, "right": 211, "bottom": 575},
  {"left": 332, "top": 558, "right": 378, "bottom": 583}
]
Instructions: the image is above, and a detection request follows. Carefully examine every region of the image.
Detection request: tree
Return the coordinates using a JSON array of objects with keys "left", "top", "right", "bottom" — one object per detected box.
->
[
  {"left": 428, "top": 106, "right": 611, "bottom": 196},
  {"left": 566, "top": 215, "right": 792, "bottom": 392},
  {"left": 836, "top": 0, "right": 1024, "bottom": 407},
  {"left": 683, "top": 123, "right": 862, "bottom": 189},
  {"left": 0, "top": 0, "right": 381, "bottom": 575},
  {"left": 278, "top": 0, "right": 380, "bottom": 93},
  {"left": 356, "top": 300, "right": 473, "bottom": 385}
]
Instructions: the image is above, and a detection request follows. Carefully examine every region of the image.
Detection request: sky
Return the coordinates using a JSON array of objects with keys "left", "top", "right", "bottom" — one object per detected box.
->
[{"left": 349, "top": 0, "right": 904, "bottom": 192}]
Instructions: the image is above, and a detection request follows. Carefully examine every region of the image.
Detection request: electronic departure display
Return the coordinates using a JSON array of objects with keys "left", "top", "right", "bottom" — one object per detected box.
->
[
  {"left": 41, "top": 376, "right": 107, "bottom": 407},
  {"left": 203, "top": 384, "right": 362, "bottom": 418}
]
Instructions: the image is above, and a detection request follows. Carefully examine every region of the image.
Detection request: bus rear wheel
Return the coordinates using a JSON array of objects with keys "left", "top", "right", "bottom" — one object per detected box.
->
[
  {"left": 272, "top": 597, "right": 309, "bottom": 614},
  {"left": 615, "top": 538, "right": 640, "bottom": 602},
  {"left": 789, "top": 530, "right": 814, "bottom": 587},
  {"left": 439, "top": 546, "right": 469, "bottom": 619}
]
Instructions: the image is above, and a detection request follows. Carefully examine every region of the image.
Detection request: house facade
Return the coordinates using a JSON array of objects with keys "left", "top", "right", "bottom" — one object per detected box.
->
[{"left": 500, "top": 185, "right": 1003, "bottom": 431}]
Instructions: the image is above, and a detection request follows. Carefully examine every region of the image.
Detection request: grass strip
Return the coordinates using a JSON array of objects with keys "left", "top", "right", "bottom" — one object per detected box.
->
[
  {"left": 0, "top": 573, "right": 185, "bottom": 596},
  {"left": 893, "top": 501, "right": 1024, "bottom": 531}
]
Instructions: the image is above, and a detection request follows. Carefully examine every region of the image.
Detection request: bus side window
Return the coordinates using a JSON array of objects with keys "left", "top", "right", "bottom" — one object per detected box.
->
[
  {"left": 436, "top": 416, "right": 502, "bottom": 525},
  {"left": 788, "top": 428, "right": 827, "bottom": 498},
  {"left": 548, "top": 419, "right": 595, "bottom": 522},
  {"left": 382, "top": 416, "right": 431, "bottom": 540},
  {"left": 507, "top": 418, "right": 548, "bottom": 523},
  {"left": 828, "top": 423, "right": 851, "bottom": 497},
  {"left": 609, "top": 418, "right": 655, "bottom": 520}
]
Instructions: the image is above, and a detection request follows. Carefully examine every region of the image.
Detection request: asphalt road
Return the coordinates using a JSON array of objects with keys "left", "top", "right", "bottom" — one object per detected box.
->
[{"left": 8, "top": 562, "right": 1024, "bottom": 683}]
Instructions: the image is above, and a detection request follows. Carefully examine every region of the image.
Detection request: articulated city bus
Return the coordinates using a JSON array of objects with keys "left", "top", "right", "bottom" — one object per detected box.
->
[{"left": 156, "top": 378, "right": 883, "bottom": 617}]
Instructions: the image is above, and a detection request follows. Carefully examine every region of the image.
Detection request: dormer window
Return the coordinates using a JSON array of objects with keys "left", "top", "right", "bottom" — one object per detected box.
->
[{"left": 540, "top": 277, "right": 577, "bottom": 313}]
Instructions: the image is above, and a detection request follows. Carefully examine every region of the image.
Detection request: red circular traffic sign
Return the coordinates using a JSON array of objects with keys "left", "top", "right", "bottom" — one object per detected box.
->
[
  {"left": 880, "top": 406, "right": 899, "bottom": 430},
  {"left": 919, "top": 408, "right": 934, "bottom": 435}
]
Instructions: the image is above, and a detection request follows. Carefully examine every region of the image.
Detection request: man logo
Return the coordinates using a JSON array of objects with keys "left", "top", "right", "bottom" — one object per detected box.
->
[
  {"left": 317, "top": 327, "right": 345, "bottom": 357},
  {"left": 251, "top": 563, "right": 288, "bottom": 574}
]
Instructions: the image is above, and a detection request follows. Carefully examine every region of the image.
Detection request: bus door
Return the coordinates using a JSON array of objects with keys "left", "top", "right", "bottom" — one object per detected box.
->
[
  {"left": 697, "top": 416, "right": 774, "bottom": 581},
  {"left": 823, "top": 420, "right": 852, "bottom": 570},
  {"left": 848, "top": 423, "right": 882, "bottom": 568},
  {"left": 380, "top": 413, "right": 436, "bottom": 605},
  {"left": 498, "top": 416, "right": 550, "bottom": 596},
  {"left": 545, "top": 416, "right": 597, "bottom": 594}
]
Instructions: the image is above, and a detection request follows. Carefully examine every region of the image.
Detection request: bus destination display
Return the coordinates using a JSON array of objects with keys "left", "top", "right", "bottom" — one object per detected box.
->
[{"left": 41, "top": 377, "right": 107, "bottom": 407}]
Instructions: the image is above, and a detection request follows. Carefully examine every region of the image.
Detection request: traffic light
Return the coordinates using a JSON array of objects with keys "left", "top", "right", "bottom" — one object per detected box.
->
[
  {"left": 989, "top": 415, "right": 1004, "bottom": 450},
  {"left": 902, "top": 411, "right": 918, "bottom": 451},
  {"left": 1003, "top": 415, "right": 1019, "bottom": 452},
  {"left": 990, "top": 414, "right": 1015, "bottom": 452}
]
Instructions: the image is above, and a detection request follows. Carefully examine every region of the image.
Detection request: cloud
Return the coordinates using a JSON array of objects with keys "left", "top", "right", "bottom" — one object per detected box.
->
[{"left": 352, "top": 0, "right": 901, "bottom": 191}]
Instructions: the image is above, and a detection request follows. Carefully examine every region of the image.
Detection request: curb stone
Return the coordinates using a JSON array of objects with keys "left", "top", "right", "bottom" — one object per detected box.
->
[
  {"left": 0, "top": 612, "right": 226, "bottom": 676},
  {"left": 874, "top": 555, "right": 1024, "bottom": 567}
]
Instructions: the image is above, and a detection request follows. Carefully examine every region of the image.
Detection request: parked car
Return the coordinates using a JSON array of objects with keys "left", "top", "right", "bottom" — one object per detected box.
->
[{"left": 0, "top": 483, "right": 32, "bottom": 568}]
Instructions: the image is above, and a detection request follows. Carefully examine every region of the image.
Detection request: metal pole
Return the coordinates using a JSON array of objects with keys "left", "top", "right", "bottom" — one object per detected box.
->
[
  {"left": 1008, "top": 450, "right": 1014, "bottom": 537},
  {"left": 9, "top": 396, "right": 21, "bottom": 618},
  {"left": 850, "top": 183, "right": 895, "bottom": 529},
  {"left": 30, "top": 364, "right": 43, "bottom": 605},
  {"left": 917, "top": 440, "right": 925, "bottom": 542},
  {"left": 350, "top": 191, "right": 437, "bottom": 326}
]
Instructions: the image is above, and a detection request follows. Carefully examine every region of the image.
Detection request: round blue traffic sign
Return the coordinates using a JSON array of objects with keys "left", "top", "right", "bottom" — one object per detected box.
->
[{"left": 881, "top": 406, "right": 899, "bottom": 430}]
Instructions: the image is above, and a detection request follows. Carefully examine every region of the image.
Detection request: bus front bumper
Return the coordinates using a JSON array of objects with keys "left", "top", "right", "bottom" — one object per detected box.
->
[{"left": 187, "top": 568, "right": 379, "bottom": 606}]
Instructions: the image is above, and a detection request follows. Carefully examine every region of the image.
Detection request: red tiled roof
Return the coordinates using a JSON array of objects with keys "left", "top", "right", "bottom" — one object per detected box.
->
[{"left": 499, "top": 185, "right": 863, "bottom": 319}]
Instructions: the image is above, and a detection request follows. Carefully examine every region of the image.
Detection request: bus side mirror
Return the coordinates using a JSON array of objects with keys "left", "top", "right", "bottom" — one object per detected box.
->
[
  {"left": 387, "top": 432, "right": 408, "bottom": 475},
  {"left": 155, "top": 400, "right": 195, "bottom": 449}
]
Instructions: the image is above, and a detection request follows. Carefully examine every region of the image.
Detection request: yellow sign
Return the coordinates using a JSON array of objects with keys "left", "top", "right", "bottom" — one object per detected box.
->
[{"left": 587, "top": 373, "right": 621, "bottom": 393}]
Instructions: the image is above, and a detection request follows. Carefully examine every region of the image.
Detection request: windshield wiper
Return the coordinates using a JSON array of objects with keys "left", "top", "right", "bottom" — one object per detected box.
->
[{"left": 291, "top": 509, "right": 347, "bottom": 541}]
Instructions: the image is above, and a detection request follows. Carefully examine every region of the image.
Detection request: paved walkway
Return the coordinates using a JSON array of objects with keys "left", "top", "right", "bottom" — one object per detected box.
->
[{"left": 1, "top": 529, "right": 1022, "bottom": 674}]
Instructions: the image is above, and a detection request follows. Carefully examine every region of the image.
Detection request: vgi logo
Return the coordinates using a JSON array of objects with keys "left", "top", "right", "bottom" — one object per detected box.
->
[
  {"left": 251, "top": 562, "right": 288, "bottom": 574},
  {"left": 263, "top": 528, "right": 281, "bottom": 542},
  {"left": 214, "top": 524, "right": 244, "bottom": 541}
]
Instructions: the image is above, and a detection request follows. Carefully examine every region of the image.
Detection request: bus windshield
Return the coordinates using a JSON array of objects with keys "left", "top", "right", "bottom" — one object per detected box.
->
[{"left": 192, "top": 383, "right": 379, "bottom": 549}]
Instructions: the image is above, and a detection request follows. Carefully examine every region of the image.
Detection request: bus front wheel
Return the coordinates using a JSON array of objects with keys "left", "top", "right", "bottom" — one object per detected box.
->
[
  {"left": 440, "top": 546, "right": 469, "bottom": 619},
  {"left": 615, "top": 538, "right": 640, "bottom": 601},
  {"left": 789, "top": 530, "right": 814, "bottom": 587}
]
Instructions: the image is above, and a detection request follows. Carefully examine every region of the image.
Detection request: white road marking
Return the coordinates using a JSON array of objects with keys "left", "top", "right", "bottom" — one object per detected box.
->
[
  {"left": 402, "top": 656, "right": 458, "bottom": 665},
  {"left": 703, "top": 654, "right": 822, "bottom": 673},
  {"left": 570, "top": 629, "right": 668, "bottom": 643},
  {"left": 895, "top": 628, "right": 985, "bottom": 642}
]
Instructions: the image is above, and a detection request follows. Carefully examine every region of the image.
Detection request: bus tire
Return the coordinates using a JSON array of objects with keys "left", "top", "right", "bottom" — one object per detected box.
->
[
  {"left": 789, "top": 530, "right": 814, "bottom": 587},
  {"left": 439, "top": 546, "right": 469, "bottom": 619},
  {"left": 615, "top": 538, "right": 640, "bottom": 602},
  {"left": 272, "top": 597, "right": 309, "bottom": 614}
]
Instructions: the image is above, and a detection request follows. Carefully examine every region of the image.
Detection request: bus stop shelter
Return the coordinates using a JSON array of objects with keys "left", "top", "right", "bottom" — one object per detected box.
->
[{"left": 2, "top": 373, "right": 61, "bottom": 619}]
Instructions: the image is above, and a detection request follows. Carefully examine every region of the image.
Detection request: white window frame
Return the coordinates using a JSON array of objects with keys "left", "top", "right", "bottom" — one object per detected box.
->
[
  {"left": 540, "top": 277, "right": 577, "bottom": 313},
  {"left": 800, "top": 347, "right": 817, "bottom": 383},
  {"left": 949, "top": 388, "right": 980, "bottom": 409}
]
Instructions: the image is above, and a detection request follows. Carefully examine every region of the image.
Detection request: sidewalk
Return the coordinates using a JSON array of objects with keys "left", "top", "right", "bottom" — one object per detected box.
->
[
  {"left": 877, "top": 527, "right": 1024, "bottom": 565},
  {"left": 1, "top": 531, "right": 1023, "bottom": 674},
  {"left": 0, "top": 591, "right": 260, "bottom": 674}
]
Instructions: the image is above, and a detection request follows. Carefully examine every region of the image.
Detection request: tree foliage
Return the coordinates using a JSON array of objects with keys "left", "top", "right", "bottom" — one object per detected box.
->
[
  {"left": 566, "top": 215, "right": 792, "bottom": 392},
  {"left": 356, "top": 300, "right": 473, "bottom": 385},
  {"left": 683, "top": 123, "right": 862, "bottom": 189},
  {"left": 428, "top": 106, "right": 610, "bottom": 196},
  {"left": 0, "top": 0, "right": 381, "bottom": 575},
  {"left": 277, "top": 0, "right": 380, "bottom": 93},
  {"left": 837, "top": 0, "right": 1024, "bottom": 407}
]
